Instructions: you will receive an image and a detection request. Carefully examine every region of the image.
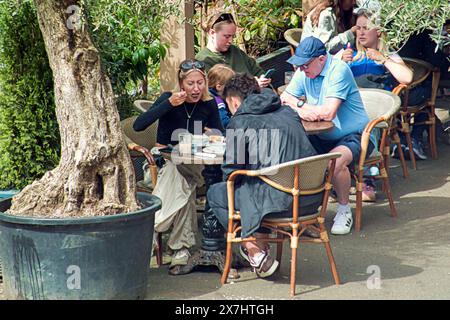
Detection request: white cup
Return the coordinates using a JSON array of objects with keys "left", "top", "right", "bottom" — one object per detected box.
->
[{"left": 179, "top": 133, "right": 192, "bottom": 156}]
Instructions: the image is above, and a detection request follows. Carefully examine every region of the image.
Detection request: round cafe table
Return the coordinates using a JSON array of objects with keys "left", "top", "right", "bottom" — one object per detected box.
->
[{"left": 302, "top": 119, "right": 334, "bottom": 135}]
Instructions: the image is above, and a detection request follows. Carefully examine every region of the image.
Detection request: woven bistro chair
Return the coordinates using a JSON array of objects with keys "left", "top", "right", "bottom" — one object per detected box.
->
[
  {"left": 121, "top": 116, "right": 159, "bottom": 192},
  {"left": 392, "top": 58, "right": 441, "bottom": 169},
  {"left": 221, "top": 152, "right": 342, "bottom": 297},
  {"left": 355, "top": 88, "right": 401, "bottom": 231},
  {"left": 284, "top": 28, "right": 303, "bottom": 56},
  {"left": 133, "top": 99, "right": 153, "bottom": 113},
  {"left": 121, "top": 116, "right": 163, "bottom": 265}
]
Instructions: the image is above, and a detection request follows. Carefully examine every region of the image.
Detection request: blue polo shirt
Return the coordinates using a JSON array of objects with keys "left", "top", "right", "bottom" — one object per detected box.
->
[{"left": 285, "top": 54, "right": 369, "bottom": 141}]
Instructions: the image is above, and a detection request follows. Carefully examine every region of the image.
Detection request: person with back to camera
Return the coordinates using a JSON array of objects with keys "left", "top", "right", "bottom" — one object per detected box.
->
[
  {"left": 280, "top": 36, "right": 373, "bottom": 235},
  {"left": 133, "top": 59, "right": 224, "bottom": 274},
  {"left": 207, "top": 74, "right": 320, "bottom": 278},
  {"left": 195, "top": 11, "right": 271, "bottom": 88}
]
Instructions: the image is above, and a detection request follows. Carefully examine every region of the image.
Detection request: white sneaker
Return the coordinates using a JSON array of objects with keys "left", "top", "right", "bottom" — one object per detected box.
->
[
  {"left": 331, "top": 206, "right": 353, "bottom": 235},
  {"left": 170, "top": 248, "right": 191, "bottom": 266}
]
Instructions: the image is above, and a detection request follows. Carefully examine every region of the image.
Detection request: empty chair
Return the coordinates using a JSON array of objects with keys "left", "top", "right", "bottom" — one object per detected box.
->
[{"left": 284, "top": 28, "right": 303, "bottom": 56}]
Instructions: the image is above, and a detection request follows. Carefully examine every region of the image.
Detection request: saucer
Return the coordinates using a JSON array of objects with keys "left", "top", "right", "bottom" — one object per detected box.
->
[{"left": 203, "top": 145, "right": 225, "bottom": 155}]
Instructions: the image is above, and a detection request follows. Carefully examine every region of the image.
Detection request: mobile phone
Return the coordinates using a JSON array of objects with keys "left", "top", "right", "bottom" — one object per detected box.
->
[{"left": 263, "top": 68, "right": 275, "bottom": 78}]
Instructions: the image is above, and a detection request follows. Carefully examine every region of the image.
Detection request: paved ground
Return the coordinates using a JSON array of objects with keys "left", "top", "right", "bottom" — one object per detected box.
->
[{"left": 1, "top": 97, "right": 449, "bottom": 300}]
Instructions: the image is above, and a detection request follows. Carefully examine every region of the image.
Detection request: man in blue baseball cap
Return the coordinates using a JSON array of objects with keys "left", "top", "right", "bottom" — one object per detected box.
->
[
  {"left": 286, "top": 36, "right": 327, "bottom": 75},
  {"left": 281, "top": 36, "right": 374, "bottom": 235}
]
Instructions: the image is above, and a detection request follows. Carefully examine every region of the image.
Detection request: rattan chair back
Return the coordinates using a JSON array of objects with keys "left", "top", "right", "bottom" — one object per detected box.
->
[{"left": 359, "top": 88, "right": 401, "bottom": 125}]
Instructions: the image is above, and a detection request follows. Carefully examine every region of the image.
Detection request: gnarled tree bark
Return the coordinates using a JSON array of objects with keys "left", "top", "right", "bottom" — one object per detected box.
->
[{"left": 9, "top": 0, "right": 139, "bottom": 217}]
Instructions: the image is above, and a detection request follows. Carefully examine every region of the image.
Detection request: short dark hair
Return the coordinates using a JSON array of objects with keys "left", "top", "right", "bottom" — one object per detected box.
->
[{"left": 223, "top": 73, "right": 260, "bottom": 101}]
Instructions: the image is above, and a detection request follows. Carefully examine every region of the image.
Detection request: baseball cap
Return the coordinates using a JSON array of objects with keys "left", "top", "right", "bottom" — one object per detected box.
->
[{"left": 287, "top": 36, "right": 327, "bottom": 67}]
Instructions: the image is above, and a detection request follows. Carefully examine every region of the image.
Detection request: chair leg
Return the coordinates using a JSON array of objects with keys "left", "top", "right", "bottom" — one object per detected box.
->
[
  {"left": 429, "top": 119, "right": 438, "bottom": 159},
  {"left": 156, "top": 232, "right": 163, "bottom": 267},
  {"left": 220, "top": 236, "right": 234, "bottom": 285},
  {"left": 355, "top": 185, "right": 363, "bottom": 232},
  {"left": 380, "top": 166, "right": 397, "bottom": 218},
  {"left": 276, "top": 232, "right": 283, "bottom": 262},
  {"left": 323, "top": 240, "right": 341, "bottom": 285},
  {"left": 404, "top": 130, "right": 417, "bottom": 170},
  {"left": 391, "top": 131, "right": 409, "bottom": 178},
  {"left": 290, "top": 238, "right": 298, "bottom": 297}
]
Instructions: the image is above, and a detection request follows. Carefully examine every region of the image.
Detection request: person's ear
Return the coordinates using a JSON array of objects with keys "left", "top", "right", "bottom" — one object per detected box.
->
[
  {"left": 226, "top": 96, "right": 241, "bottom": 115},
  {"left": 216, "top": 83, "right": 223, "bottom": 92}
]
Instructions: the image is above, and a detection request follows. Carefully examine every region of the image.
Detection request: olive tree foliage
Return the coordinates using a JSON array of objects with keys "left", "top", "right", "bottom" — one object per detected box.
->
[
  {"left": 82, "top": 0, "right": 182, "bottom": 117},
  {"left": 378, "top": 0, "right": 450, "bottom": 51},
  {"left": 0, "top": 0, "right": 181, "bottom": 191},
  {"left": 0, "top": 0, "right": 60, "bottom": 190},
  {"left": 8, "top": 0, "right": 140, "bottom": 217}
]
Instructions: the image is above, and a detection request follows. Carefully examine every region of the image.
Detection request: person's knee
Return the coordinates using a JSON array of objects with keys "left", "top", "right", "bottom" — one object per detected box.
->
[{"left": 206, "top": 182, "right": 227, "bottom": 209}]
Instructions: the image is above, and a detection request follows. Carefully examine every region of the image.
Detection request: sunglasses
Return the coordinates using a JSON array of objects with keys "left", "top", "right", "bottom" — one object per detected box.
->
[
  {"left": 180, "top": 60, "right": 206, "bottom": 72},
  {"left": 211, "top": 13, "right": 235, "bottom": 28},
  {"left": 299, "top": 58, "right": 317, "bottom": 71}
]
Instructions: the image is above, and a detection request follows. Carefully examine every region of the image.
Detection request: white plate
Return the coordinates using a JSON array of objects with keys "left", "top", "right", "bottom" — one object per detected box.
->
[{"left": 203, "top": 145, "right": 225, "bottom": 155}]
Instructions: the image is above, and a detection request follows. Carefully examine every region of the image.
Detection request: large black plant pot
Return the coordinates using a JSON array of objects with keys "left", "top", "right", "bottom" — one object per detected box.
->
[{"left": 0, "top": 192, "right": 161, "bottom": 300}]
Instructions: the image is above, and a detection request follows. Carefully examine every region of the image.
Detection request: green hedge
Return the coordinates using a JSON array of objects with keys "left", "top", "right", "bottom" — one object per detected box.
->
[{"left": 0, "top": 0, "right": 60, "bottom": 189}]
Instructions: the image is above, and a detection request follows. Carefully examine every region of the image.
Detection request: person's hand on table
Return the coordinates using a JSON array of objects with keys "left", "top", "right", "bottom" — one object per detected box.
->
[
  {"left": 280, "top": 91, "right": 301, "bottom": 108},
  {"left": 255, "top": 75, "right": 271, "bottom": 88},
  {"left": 169, "top": 91, "right": 187, "bottom": 107},
  {"left": 293, "top": 106, "right": 321, "bottom": 122}
]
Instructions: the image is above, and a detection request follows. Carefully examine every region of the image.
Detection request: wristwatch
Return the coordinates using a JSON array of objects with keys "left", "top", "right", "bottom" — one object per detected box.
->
[{"left": 296, "top": 99, "right": 305, "bottom": 108}]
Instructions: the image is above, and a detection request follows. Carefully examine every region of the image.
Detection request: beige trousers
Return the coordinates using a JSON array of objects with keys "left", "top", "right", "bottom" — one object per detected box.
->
[{"left": 152, "top": 160, "right": 204, "bottom": 251}]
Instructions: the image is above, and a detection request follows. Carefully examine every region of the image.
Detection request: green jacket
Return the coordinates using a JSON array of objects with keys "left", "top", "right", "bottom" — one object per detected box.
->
[{"left": 195, "top": 45, "right": 264, "bottom": 76}]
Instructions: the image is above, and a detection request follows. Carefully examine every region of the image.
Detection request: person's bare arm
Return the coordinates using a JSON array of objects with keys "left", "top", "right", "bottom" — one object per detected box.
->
[
  {"left": 367, "top": 48, "right": 413, "bottom": 85},
  {"left": 291, "top": 97, "right": 342, "bottom": 122},
  {"left": 280, "top": 90, "right": 302, "bottom": 108}
]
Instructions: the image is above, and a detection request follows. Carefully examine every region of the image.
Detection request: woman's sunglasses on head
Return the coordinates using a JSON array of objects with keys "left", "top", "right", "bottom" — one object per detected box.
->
[
  {"left": 180, "top": 60, "right": 206, "bottom": 72},
  {"left": 211, "top": 13, "right": 235, "bottom": 28}
]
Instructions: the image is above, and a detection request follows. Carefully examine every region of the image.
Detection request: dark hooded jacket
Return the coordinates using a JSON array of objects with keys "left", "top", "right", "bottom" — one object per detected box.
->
[{"left": 208, "top": 89, "right": 320, "bottom": 237}]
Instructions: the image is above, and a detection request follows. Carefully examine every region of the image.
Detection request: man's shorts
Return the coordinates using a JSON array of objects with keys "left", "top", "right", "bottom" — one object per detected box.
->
[{"left": 309, "top": 132, "right": 375, "bottom": 166}]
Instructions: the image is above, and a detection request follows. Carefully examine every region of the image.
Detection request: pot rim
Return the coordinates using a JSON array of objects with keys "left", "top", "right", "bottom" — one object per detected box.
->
[{"left": 0, "top": 192, "right": 161, "bottom": 226}]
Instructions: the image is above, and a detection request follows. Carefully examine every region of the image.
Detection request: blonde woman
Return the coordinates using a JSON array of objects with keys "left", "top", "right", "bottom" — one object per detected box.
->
[
  {"left": 133, "top": 59, "right": 224, "bottom": 273},
  {"left": 335, "top": 8, "right": 413, "bottom": 201},
  {"left": 196, "top": 12, "right": 271, "bottom": 88},
  {"left": 338, "top": 9, "right": 412, "bottom": 88},
  {"left": 207, "top": 64, "right": 235, "bottom": 127},
  {"left": 134, "top": 59, "right": 224, "bottom": 146}
]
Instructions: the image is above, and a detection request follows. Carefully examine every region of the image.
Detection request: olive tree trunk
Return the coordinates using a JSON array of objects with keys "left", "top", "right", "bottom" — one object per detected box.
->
[{"left": 9, "top": 0, "right": 139, "bottom": 217}]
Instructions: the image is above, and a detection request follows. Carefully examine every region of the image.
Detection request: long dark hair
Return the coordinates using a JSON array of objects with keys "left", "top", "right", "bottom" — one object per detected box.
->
[{"left": 311, "top": 0, "right": 355, "bottom": 33}]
